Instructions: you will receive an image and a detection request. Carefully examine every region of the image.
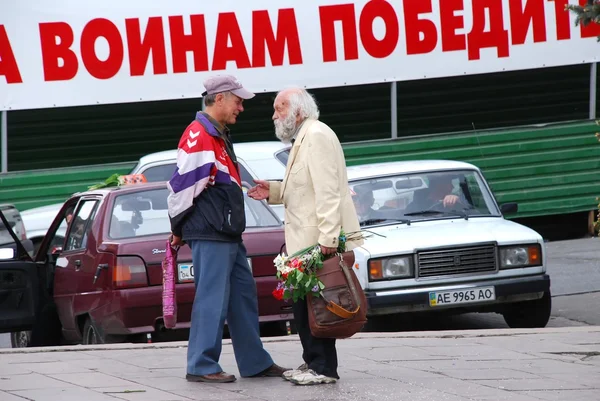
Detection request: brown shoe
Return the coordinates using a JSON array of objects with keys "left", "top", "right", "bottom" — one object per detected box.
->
[
  {"left": 250, "top": 363, "right": 292, "bottom": 378},
  {"left": 186, "top": 372, "right": 236, "bottom": 383}
]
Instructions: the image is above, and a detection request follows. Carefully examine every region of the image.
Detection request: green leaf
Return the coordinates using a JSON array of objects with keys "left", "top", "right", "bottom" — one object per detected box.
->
[{"left": 318, "top": 281, "right": 326, "bottom": 290}]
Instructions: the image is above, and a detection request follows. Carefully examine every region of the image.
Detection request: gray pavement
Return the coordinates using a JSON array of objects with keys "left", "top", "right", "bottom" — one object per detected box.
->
[
  {"left": 544, "top": 237, "right": 600, "bottom": 296},
  {"left": 0, "top": 327, "right": 599, "bottom": 401}
]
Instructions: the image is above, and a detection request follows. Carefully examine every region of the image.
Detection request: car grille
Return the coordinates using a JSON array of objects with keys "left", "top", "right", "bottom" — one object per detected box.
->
[{"left": 417, "top": 244, "right": 497, "bottom": 278}]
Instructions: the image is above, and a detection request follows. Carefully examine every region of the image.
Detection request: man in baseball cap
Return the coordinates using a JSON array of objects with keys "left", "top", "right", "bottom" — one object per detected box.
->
[
  {"left": 196, "top": 74, "right": 254, "bottom": 126},
  {"left": 168, "top": 75, "right": 291, "bottom": 383}
]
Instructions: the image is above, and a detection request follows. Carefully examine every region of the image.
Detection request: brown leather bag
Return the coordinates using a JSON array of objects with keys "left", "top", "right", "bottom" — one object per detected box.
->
[{"left": 307, "top": 251, "right": 368, "bottom": 339}]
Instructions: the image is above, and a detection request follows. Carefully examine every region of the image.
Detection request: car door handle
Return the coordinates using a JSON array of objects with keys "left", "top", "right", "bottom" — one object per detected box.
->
[
  {"left": 93, "top": 264, "right": 109, "bottom": 284},
  {"left": 74, "top": 260, "right": 81, "bottom": 270}
]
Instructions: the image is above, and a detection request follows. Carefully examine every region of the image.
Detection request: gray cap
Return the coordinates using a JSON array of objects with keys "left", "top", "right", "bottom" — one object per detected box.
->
[{"left": 202, "top": 75, "right": 255, "bottom": 100}]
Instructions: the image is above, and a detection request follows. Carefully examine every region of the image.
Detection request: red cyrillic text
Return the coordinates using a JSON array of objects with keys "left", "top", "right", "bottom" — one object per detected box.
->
[
  {"left": 212, "top": 13, "right": 251, "bottom": 70},
  {"left": 169, "top": 15, "right": 208, "bottom": 73},
  {"left": 319, "top": 4, "right": 359, "bottom": 62},
  {"left": 252, "top": 9, "right": 303, "bottom": 67},
  {"left": 37, "top": 10, "right": 302, "bottom": 82},
  {"left": 509, "top": 0, "right": 547, "bottom": 45},
  {"left": 579, "top": 0, "right": 600, "bottom": 38},
  {"left": 126, "top": 17, "right": 167, "bottom": 76},
  {"left": 467, "top": 0, "right": 509, "bottom": 61},
  {"left": 551, "top": 0, "right": 571, "bottom": 40},
  {"left": 359, "top": 0, "right": 399, "bottom": 58},
  {"left": 440, "top": 0, "right": 466, "bottom": 52},
  {"left": 404, "top": 0, "right": 438, "bottom": 55},
  {"left": 39, "top": 22, "right": 78, "bottom": 81},
  {"left": 0, "top": 25, "right": 22, "bottom": 84},
  {"left": 80, "top": 18, "right": 124, "bottom": 80}
]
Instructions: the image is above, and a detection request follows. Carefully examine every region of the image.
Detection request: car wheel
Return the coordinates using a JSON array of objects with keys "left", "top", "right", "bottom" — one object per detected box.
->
[
  {"left": 502, "top": 291, "right": 552, "bottom": 329},
  {"left": 82, "top": 318, "right": 105, "bottom": 345},
  {"left": 10, "top": 331, "right": 32, "bottom": 348}
]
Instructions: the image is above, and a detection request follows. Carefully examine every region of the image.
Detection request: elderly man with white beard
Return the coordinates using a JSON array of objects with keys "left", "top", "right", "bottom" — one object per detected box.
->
[{"left": 248, "top": 88, "right": 363, "bottom": 386}]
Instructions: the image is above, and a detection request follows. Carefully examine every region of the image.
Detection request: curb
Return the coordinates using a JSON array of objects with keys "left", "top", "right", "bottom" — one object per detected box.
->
[{"left": 2, "top": 326, "right": 599, "bottom": 354}]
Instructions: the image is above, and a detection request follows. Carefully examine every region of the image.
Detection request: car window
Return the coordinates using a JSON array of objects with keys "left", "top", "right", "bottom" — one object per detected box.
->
[
  {"left": 238, "top": 163, "right": 255, "bottom": 187},
  {"left": 42, "top": 205, "right": 74, "bottom": 256},
  {"left": 109, "top": 187, "right": 280, "bottom": 239},
  {"left": 0, "top": 205, "right": 26, "bottom": 246},
  {"left": 274, "top": 149, "right": 290, "bottom": 167},
  {"left": 140, "top": 163, "right": 177, "bottom": 182},
  {"left": 350, "top": 169, "right": 500, "bottom": 227},
  {"left": 65, "top": 200, "right": 99, "bottom": 251},
  {"left": 142, "top": 162, "right": 256, "bottom": 189}
]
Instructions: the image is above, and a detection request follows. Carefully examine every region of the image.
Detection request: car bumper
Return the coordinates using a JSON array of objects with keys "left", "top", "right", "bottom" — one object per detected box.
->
[
  {"left": 97, "top": 278, "right": 293, "bottom": 336},
  {"left": 365, "top": 274, "right": 550, "bottom": 316}
]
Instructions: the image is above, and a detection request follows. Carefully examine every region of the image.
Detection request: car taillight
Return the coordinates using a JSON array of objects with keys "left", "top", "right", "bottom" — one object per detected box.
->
[{"left": 113, "top": 256, "right": 148, "bottom": 289}]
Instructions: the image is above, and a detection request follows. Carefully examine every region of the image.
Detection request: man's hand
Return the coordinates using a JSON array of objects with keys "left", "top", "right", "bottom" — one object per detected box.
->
[
  {"left": 170, "top": 234, "right": 184, "bottom": 246},
  {"left": 442, "top": 194, "right": 460, "bottom": 208},
  {"left": 320, "top": 245, "right": 337, "bottom": 255},
  {"left": 247, "top": 179, "right": 270, "bottom": 201}
]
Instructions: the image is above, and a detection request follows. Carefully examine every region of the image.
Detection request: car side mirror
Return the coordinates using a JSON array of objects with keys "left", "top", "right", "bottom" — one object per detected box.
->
[
  {"left": 51, "top": 246, "right": 63, "bottom": 256},
  {"left": 500, "top": 202, "right": 518, "bottom": 214}
]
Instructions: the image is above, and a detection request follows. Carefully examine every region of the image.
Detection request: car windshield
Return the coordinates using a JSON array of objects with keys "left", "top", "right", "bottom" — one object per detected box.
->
[
  {"left": 350, "top": 169, "right": 500, "bottom": 227},
  {"left": 109, "top": 187, "right": 281, "bottom": 239}
]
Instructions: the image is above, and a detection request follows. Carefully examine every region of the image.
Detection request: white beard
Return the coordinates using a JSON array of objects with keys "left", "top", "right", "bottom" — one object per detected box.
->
[{"left": 274, "top": 114, "right": 298, "bottom": 144}]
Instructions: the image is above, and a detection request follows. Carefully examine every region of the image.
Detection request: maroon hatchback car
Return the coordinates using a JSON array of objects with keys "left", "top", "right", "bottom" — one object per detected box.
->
[{"left": 0, "top": 181, "right": 292, "bottom": 346}]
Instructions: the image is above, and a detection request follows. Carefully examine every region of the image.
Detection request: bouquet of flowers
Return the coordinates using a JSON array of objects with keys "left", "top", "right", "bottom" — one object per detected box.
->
[{"left": 272, "top": 229, "right": 365, "bottom": 303}]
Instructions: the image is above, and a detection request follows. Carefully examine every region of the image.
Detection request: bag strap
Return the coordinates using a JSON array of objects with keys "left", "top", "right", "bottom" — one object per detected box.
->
[{"left": 324, "top": 253, "right": 363, "bottom": 318}]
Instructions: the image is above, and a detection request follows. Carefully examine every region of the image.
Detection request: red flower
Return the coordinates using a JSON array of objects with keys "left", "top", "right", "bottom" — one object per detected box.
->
[
  {"left": 272, "top": 288, "right": 284, "bottom": 300},
  {"left": 291, "top": 258, "right": 301, "bottom": 269}
]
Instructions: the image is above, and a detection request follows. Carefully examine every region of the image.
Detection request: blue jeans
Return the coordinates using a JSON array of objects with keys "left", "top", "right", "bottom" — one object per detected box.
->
[{"left": 186, "top": 240, "right": 274, "bottom": 377}]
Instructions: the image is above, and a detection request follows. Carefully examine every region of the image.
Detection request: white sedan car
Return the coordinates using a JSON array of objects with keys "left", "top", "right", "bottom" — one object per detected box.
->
[
  {"left": 21, "top": 141, "right": 289, "bottom": 252},
  {"left": 347, "top": 160, "right": 551, "bottom": 328}
]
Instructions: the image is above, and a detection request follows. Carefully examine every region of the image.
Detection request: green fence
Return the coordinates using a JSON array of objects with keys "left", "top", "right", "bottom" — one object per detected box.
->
[
  {"left": 0, "top": 162, "right": 135, "bottom": 211},
  {"left": 1, "top": 120, "right": 599, "bottom": 219},
  {"left": 343, "top": 120, "right": 600, "bottom": 219}
]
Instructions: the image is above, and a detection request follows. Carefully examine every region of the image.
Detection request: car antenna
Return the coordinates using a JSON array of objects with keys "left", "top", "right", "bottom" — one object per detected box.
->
[{"left": 471, "top": 122, "right": 486, "bottom": 160}]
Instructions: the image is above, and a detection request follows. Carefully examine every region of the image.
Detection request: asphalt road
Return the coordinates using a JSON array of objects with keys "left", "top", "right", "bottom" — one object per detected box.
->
[{"left": 2, "top": 237, "right": 598, "bottom": 348}]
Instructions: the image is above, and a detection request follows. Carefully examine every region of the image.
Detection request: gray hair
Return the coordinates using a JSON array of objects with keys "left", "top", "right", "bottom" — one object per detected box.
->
[
  {"left": 279, "top": 88, "right": 320, "bottom": 120},
  {"left": 204, "top": 91, "right": 232, "bottom": 107},
  {"left": 203, "top": 93, "right": 217, "bottom": 107}
]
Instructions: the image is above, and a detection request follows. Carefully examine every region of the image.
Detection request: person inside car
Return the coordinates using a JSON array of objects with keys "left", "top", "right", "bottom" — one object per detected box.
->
[
  {"left": 352, "top": 186, "right": 380, "bottom": 222},
  {"left": 404, "top": 174, "right": 468, "bottom": 214}
]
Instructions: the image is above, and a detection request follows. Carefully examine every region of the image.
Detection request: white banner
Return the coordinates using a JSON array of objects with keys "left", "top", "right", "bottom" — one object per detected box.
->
[{"left": 0, "top": 0, "right": 598, "bottom": 111}]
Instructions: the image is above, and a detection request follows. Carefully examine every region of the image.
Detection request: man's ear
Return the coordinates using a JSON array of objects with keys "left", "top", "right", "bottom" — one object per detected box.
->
[{"left": 216, "top": 93, "right": 226, "bottom": 104}]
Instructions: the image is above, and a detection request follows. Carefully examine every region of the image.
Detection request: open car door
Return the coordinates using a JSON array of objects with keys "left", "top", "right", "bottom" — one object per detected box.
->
[{"left": 0, "top": 210, "right": 40, "bottom": 334}]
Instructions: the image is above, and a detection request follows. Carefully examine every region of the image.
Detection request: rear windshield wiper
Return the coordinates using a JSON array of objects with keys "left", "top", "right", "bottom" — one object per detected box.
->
[
  {"left": 361, "top": 218, "right": 411, "bottom": 226},
  {"left": 403, "top": 209, "right": 468, "bottom": 220}
]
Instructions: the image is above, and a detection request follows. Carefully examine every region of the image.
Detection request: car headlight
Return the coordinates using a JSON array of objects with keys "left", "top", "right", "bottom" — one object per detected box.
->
[
  {"left": 499, "top": 244, "right": 541, "bottom": 269},
  {"left": 369, "top": 256, "right": 414, "bottom": 281}
]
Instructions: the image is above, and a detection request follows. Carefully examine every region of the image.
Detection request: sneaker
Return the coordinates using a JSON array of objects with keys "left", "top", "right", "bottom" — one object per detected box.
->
[
  {"left": 282, "top": 363, "right": 308, "bottom": 381},
  {"left": 288, "top": 369, "right": 337, "bottom": 385}
]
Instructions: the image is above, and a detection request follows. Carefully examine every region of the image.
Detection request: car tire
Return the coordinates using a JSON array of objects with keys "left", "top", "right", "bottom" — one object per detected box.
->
[
  {"left": 502, "top": 291, "right": 552, "bottom": 329},
  {"left": 82, "top": 318, "right": 106, "bottom": 345},
  {"left": 10, "top": 331, "right": 32, "bottom": 348}
]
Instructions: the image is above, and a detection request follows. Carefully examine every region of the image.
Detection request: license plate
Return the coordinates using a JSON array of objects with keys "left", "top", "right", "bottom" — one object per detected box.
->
[
  {"left": 429, "top": 286, "right": 495, "bottom": 307},
  {"left": 177, "top": 264, "right": 194, "bottom": 283}
]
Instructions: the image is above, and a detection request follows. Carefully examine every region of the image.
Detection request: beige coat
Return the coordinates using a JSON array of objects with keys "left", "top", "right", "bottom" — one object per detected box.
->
[{"left": 268, "top": 119, "right": 363, "bottom": 255}]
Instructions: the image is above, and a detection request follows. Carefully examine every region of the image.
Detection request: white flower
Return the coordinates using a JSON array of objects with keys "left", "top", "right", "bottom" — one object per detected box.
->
[{"left": 273, "top": 253, "right": 288, "bottom": 270}]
